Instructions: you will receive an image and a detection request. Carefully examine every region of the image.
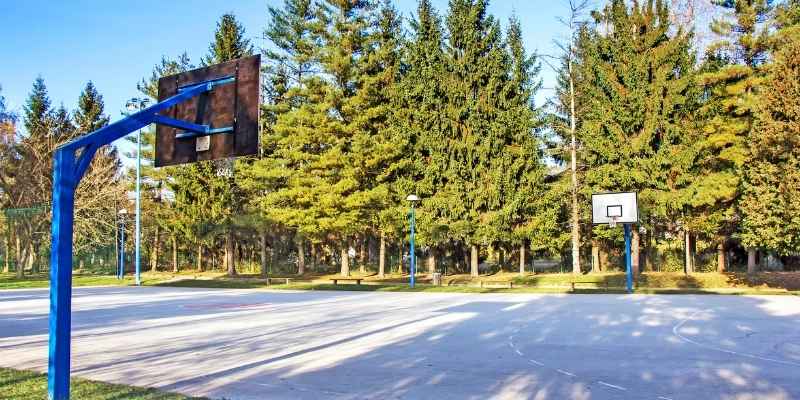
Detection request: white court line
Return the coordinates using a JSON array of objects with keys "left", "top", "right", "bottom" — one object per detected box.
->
[
  {"left": 658, "top": 396, "right": 674, "bottom": 400},
  {"left": 556, "top": 369, "right": 576, "bottom": 377},
  {"left": 528, "top": 359, "right": 544, "bottom": 366},
  {"left": 597, "top": 381, "right": 627, "bottom": 391},
  {"left": 673, "top": 309, "right": 800, "bottom": 367},
  {"left": 515, "top": 349, "right": 524, "bottom": 356}
]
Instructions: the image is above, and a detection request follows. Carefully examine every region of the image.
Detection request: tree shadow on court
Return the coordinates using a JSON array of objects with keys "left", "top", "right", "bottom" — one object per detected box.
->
[
  {"left": 2, "top": 289, "right": 800, "bottom": 399},
  {"left": 146, "top": 294, "right": 800, "bottom": 399}
]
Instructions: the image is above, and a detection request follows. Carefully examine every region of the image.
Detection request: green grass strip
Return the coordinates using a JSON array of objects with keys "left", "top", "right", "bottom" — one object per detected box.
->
[{"left": 0, "top": 367, "right": 208, "bottom": 400}]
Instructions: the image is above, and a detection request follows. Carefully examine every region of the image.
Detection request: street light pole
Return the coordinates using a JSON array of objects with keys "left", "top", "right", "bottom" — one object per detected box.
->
[
  {"left": 134, "top": 127, "right": 141, "bottom": 286},
  {"left": 406, "top": 194, "right": 420, "bottom": 288},
  {"left": 118, "top": 209, "right": 127, "bottom": 280},
  {"left": 126, "top": 99, "right": 148, "bottom": 286}
]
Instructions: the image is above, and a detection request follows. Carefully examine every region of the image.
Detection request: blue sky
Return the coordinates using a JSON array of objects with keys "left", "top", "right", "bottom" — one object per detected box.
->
[{"left": 0, "top": 0, "right": 580, "bottom": 160}]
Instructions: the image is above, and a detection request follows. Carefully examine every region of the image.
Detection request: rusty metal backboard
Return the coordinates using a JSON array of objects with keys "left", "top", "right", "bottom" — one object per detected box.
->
[{"left": 155, "top": 54, "right": 260, "bottom": 167}]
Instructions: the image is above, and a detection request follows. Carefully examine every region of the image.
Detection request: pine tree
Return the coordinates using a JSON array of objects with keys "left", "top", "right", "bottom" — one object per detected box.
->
[
  {"left": 578, "top": 0, "right": 696, "bottom": 276},
  {"left": 739, "top": 17, "right": 800, "bottom": 257},
  {"left": 74, "top": 82, "right": 110, "bottom": 134},
  {"left": 23, "top": 77, "right": 50, "bottom": 139},
  {"left": 499, "top": 15, "right": 548, "bottom": 275},
  {"left": 355, "top": 0, "right": 406, "bottom": 276},
  {"left": 255, "top": 0, "right": 401, "bottom": 277},
  {"left": 240, "top": 0, "right": 316, "bottom": 277},
  {"left": 71, "top": 83, "right": 125, "bottom": 258},
  {"left": 174, "top": 14, "right": 253, "bottom": 276},
  {"left": 391, "top": 0, "right": 448, "bottom": 275},
  {"left": 702, "top": 0, "right": 773, "bottom": 272},
  {"left": 135, "top": 55, "right": 194, "bottom": 273},
  {"left": 265, "top": 0, "right": 316, "bottom": 84},
  {"left": 203, "top": 14, "right": 254, "bottom": 66}
]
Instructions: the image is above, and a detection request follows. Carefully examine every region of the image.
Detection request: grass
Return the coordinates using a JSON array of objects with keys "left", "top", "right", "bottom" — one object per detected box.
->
[
  {"left": 0, "top": 271, "right": 221, "bottom": 290},
  {"left": 3, "top": 270, "right": 800, "bottom": 295},
  {"left": 158, "top": 275, "right": 800, "bottom": 295},
  {"left": 0, "top": 367, "right": 209, "bottom": 400}
]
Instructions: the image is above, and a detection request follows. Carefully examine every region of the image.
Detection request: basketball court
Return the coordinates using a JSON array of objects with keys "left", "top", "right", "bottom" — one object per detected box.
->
[{"left": 1, "top": 287, "right": 798, "bottom": 399}]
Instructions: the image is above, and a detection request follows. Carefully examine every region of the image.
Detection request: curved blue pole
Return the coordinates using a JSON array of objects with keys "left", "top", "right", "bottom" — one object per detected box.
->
[
  {"left": 47, "top": 77, "right": 235, "bottom": 400},
  {"left": 624, "top": 224, "right": 633, "bottom": 293}
]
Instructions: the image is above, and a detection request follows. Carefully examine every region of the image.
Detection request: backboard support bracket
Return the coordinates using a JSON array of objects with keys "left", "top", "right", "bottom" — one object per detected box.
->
[{"left": 47, "top": 74, "right": 236, "bottom": 400}]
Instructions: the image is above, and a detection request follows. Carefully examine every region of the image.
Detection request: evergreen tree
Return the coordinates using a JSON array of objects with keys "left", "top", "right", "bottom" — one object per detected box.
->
[
  {"left": 255, "top": 0, "right": 402, "bottom": 277},
  {"left": 441, "top": 0, "right": 510, "bottom": 276},
  {"left": 203, "top": 14, "right": 254, "bottom": 66},
  {"left": 500, "top": 16, "right": 548, "bottom": 275},
  {"left": 739, "top": 20, "right": 800, "bottom": 256},
  {"left": 174, "top": 14, "right": 253, "bottom": 276},
  {"left": 23, "top": 77, "right": 50, "bottom": 139},
  {"left": 703, "top": 0, "right": 773, "bottom": 272},
  {"left": 135, "top": 55, "right": 194, "bottom": 272},
  {"left": 578, "top": 0, "right": 696, "bottom": 275},
  {"left": 73, "top": 82, "right": 110, "bottom": 134},
  {"left": 392, "top": 0, "right": 448, "bottom": 275},
  {"left": 71, "top": 84, "right": 124, "bottom": 258},
  {"left": 265, "top": 0, "right": 316, "bottom": 85}
]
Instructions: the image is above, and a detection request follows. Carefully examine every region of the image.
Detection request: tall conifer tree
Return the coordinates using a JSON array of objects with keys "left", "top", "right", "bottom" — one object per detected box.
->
[
  {"left": 702, "top": 0, "right": 773, "bottom": 272},
  {"left": 578, "top": 0, "right": 695, "bottom": 275}
]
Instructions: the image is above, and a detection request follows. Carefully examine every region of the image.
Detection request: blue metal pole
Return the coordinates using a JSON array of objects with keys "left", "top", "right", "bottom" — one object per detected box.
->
[
  {"left": 135, "top": 128, "right": 141, "bottom": 286},
  {"left": 120, "top": 221, "right": 125, "bottom": 279},
  {"left": 624, "top": 224, "right": 633, "bottom": 293},
  {"left": 48, "top": 149, "right": 76, "bottom": 400},
  {"left": 410, "top": 206, "right": 415, "bottom": 288},
  {"left": 47, "top": 75, "right": 237, "bottom": 400}
]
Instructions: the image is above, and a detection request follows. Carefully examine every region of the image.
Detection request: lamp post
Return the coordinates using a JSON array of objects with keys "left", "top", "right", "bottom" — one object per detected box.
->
[
  {"left": 406, "top": 194, "right": 420, "bottom": 288},
  {"left": 126, "top": 99, "right": 149, "bottom": 286},
  {"left": 117, "top": 209, "right": 127, "bottom": 279}
]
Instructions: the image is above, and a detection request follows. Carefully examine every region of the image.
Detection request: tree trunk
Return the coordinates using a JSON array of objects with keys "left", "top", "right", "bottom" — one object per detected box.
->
[
  {"left": 378, "top": 232, "right": 386, "bottom": 278},
  {"left": 747, "top": 248, "right": 757, "bottom": 273},
  {"left": 647, "top": 223, "right": 658, "bottom": 271},
  {"left": 717, "top": 242, "right": 726, "bottom": 273},
  {"left": 519, "top": 243, "right": 526, "bottom": 276},
  {"left": 150, "top": 225, "right": 160, "bottom": 272},
  {"left": 260, "top": 231, "right": 269, "bottom": 278},
  {"left": 684, "top": 231, "right": 693, "bottom": 275},
  {"left": 340, "top": 243, "right": 350, "bottom": 277},
  {"left": 310, "top": 242, "right": 317, "bottom": 271},
  {"left": 2, "top": 236, "right": 8, "bottom": 273},
  {"left": 631, "top": 228, "right": 640, "bottom": 277},
  {"left": 470, "top": 245, "right": 479, "bottom": 277},
  {"left": 15, "top": 234, "right": 25, "bottom": 278},
  {"left": 225, "top": 231, "right": 236, "bottom": 276},
  {"left": 359, "top": 238, "right": 366, "bottom": 274},
  {"left": 26, "top": 241, "right": 35, "bottom": 273},
  {"left": 171, "top": 235, "right": 178, "bottom": 273},
  {"left": 398, "top": 241, "right": 403, "bottom": 275},
  {"left": 591, "top": 239, "right": 600, "bottom": 273},
  {"left": 197, "top": 243, "right": 203, "bottom": 272},
  {"left": 463, "top": 245, "right": 470, "bottom": 274},
  {"left": 427, "top": 248, "right": 436, "bottom": 275},
  {"left": 296, "top": 237, "right": 305, "bottom": 275},
  {"left": 567, "top": 48, "right": 581, "bottom": 276}
]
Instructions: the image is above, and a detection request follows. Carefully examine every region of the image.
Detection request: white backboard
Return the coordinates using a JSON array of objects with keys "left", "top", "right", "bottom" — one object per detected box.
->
[{"left": 592, "top": 192, "right": 638, "bottom": 225}]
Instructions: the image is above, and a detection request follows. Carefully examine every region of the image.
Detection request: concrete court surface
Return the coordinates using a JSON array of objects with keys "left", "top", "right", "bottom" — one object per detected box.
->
[{"left": 1, "top": 287, "right": 799, "bottom": 400}]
